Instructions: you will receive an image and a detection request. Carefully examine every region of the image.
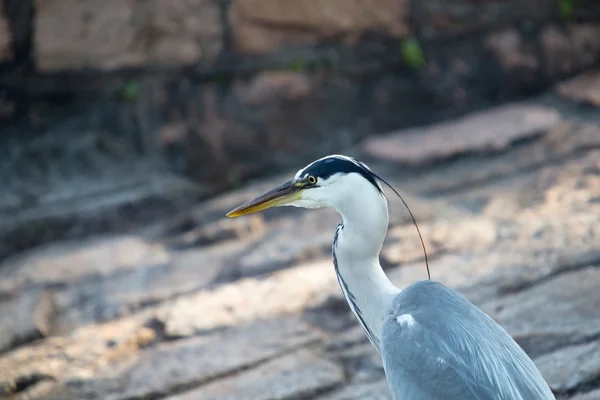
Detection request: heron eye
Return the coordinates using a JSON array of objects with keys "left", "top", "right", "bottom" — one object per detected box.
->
[{"left": 307, "top": 175, "right": 317, "bottom": 184}]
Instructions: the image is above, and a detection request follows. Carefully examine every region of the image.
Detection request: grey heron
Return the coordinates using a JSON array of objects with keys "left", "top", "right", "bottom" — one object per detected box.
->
[{"left": 227, "top": 154, "right": 555, "bottom": 400}]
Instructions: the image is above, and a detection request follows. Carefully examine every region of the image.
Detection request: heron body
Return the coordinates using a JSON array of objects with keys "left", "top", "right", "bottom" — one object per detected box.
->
[{"left": 227, "top": 155, "right": 555, "bottom": 400}]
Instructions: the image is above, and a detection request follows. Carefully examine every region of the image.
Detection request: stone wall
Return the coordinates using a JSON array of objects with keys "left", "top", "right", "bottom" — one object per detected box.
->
[
  {"left": 0, "top": 0, "right": 11, "bottom": 62},
  {"left": 1, "top": 0, "right": 600, "bottom": 258}
]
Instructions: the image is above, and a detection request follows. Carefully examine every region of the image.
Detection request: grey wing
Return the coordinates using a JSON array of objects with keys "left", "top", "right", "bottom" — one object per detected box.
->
[{"left": 380, "top": 281, "right": 555, "bottom": 400}]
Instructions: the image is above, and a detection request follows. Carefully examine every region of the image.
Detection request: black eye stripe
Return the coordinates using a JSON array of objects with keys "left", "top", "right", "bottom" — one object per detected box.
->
[{"left": 300, "top": 157, "right": 382, "bottom": 193}]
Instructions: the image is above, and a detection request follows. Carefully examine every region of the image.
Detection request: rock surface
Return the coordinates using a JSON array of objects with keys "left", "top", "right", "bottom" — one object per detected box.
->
[
  {"left": 557, "top": 69, "right": 600, "bottom": 107},
  {"left": 536, "top": 341, "right": 600, "bottom": 393},
  {"left": 0, "top": 0, "right": 11, "bottom": 62},
  {"left": 412, "top": 0, "right": 556, "bottom": 41},
  {"left": 572, "top": 389, "right": 600, "bottom": 400},
  {"left": 34, "top": 0, "right": 222, "bottom": 71},
  {"left": 166, "top": 349, "right": 345, "bottom": 400},
  {"left": 230, "top": 0, "right": 409, "bottom": 53},
  {"left": 539, "top": 24, "right": 600, "bottom": 79},
  {"left": 0, "top": 287, "right": 55, "bottom": 352},
  {"left": 1, "top": 89, "right": 600, "bottom": 399},
  {"left": 362, "top": 104, "right": 561, "bottom": 166},
  {"left": 482, "top": 268, "right": 600, "bottom": 358},
  {"left": 321, "top": 380, "right": 391, "bottom": 400}
]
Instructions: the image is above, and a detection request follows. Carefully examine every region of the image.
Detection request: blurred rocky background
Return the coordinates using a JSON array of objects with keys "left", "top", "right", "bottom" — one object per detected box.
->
[{"left": 1, "top": 0, "right": 600, "bottom": 399}]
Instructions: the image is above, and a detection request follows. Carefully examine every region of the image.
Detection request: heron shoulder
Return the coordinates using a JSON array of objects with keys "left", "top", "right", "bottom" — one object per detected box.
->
[
  {"left": 386, "top": 279, "right": 508, "bottom": 359},
  {"left": 381, "top": 280, "right": 555, "bottom": 400},
  {"left": 389, "top": 280, "right": 483, "bottom": 326},
  {"left": 388, "top": 280, "right": 517, "bottom": 352}
]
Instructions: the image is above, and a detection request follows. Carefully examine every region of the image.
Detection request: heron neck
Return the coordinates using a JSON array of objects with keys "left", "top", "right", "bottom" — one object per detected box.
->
[{"left": 333, "top": 189, "right": 400, "bottom": 349}]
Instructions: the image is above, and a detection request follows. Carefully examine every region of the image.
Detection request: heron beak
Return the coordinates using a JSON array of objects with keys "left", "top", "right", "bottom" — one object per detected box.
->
[{"left": 226, "top": 180, "right": 304, "bottom": 217}]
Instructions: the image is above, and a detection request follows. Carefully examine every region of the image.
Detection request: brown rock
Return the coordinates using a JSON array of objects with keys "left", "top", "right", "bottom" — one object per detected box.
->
[
  {"left": 486, "top": 28, "right": 538, "bottom": 71},
  {"left": 0, "top": 235, "right": 170, "bottom": 286},
  {"left": 159, "top": 259, "right": 338, "bottom": 337},
  {"left": 146, "top": 171, "right": 299, "bottom": 233},
  {"left": 1, "top": 201, "right": 340, "bottom": 333},
  {"left": 535, "top": 341, "right": 600, "bottom": 393},
  {"left": 34, "top": 0, "right": 222, "bottom": 71},
  {"left": 29, "top": 207, "right": 340, "bottom": 332},
  {"left": 230, "top": 0, "right": 409, "bottom": 54},
  {"left": 387, "top": 143, "right": 600, "bottom": 294},
  {"left": 232, "top": 210, "right": 338, "bottom": 275},
  {"left": 481, "top": 267, "right": 600, "bottom": 357},
  {"left": 396, "top": 120, "right": 600, "bottom": 201},
  {"left": 362, "top": 104, "right": 560, "bottom": 166},
  {"left": 540, "top": 24, "right": 600, "bottom": 79},
  {"left": 167, "top": 349, "right": 344, "bottom": 400},
  {"left": 321, "top": 380, "right": 391, "bottom": 400},
  {"left": 0, "top": 314, "right": 147, "bottom": 398},
  {"left": 101, "top": 318, "right": 323, "bottom": 400},
  {"left": 158, "top": 214, "right": 266, "bottom": 249},
  {"left": 52, "top": 239, "right": 247, "bottom": 332},
  {"left": 572, "top": 389, "right": 600, "bottom": 400},
  {"left": 556, "top": 70, "right": 600, "bottom": 107},
  {"left": 330, "top": 340, "right": 384, "bottom": 382},
  {"left": 0, "top": 317, "right": 322, "bottom": 399},
  {"left": 0, "top": 0, "right": 12, "bottom": 62},
  {"left": 413, "top": 0, "right": 556, "bottom": 41},
  {"left": 0, "top": 278, "right": 22, "bottom": 301},
  {"left": 238, "top": 72, "right": 313, "bottom": 105},
  {"left": 0, "top": 288, "right": 56, "bottom": 352},
  {"left": 383, "top": 215, "right": 497, "bottom": 267}
]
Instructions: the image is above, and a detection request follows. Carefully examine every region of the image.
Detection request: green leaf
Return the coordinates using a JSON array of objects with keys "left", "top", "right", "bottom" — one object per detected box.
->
[
  {"left": 284, "top": 60, "right": 310, "bottom": 72},
  {"left": 122, "top": 81, "right": 139, "bottom": 102},
  {"left": 559, "top": 0, "right": 580, "bottom": 19},
  {"left": 401, "top": 38, "right": 425, "bottom": 69}
]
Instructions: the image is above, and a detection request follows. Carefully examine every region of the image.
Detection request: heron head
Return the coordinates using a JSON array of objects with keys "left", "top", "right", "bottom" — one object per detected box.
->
[{"left": 226, "top": 155, "right": 384, "bottom": 217}]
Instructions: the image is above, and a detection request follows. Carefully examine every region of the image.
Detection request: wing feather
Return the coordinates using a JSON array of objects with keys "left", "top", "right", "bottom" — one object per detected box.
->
[{"left": 380, "top": 281, "right": 555, "bottom": 400}]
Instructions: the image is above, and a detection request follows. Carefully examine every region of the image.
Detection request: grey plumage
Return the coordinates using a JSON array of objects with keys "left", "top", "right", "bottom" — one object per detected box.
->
[{"left": 380, "top": 280, "right": 555, "bottom": 399}]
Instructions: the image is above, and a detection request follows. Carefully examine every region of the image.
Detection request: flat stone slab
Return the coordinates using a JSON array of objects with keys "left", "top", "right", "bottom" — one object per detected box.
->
[
  {"left": 0, "top": 317, "right": 322, "bottom": 400},
  {"left": 103, "top": 318, "right": 323, "bottom": 400},
  {"left": 158, "top": 259, "right": 338, "bottom": 337},
  {"left": 572, "top": 389, "right": 600, "bottom": 400},
  {"left": 0, "top": 287, "right": 56, "bottom": 352},
  {"left": 0, "top": 235, "right": 170, "bottom": 285},
  {"left": 35, "top": 0, "right": 222, "bottom": 71},
  {"left": 0, "top": 1, "right": 10, "bottom": 63},
  {"left": 167, "top": 349, "right": 344, "bottom": 400},
  {"left": 52, "top": 239, "right": 248, "bottom": 332},
  {"left": 535, "top": 341, "right": 600, "bottom": 393},
  {"left": 0, "top": 209, "right": 342, "bottom": 334},
  {"left": 0, "top": 315, "right": 147, "bottom": 398},
  {"left": 320, "top": 380, "right": 391, "bottom": 400},
  {"left": 362, "top": 104, "right": 560, "bottom": 166},
  {"left": 389, "top": 121, "right": 600, "bottom": 201},
  {"left": 556, "top": 69, "right": 600, "bottom": 107},
  {"left": 230, "top": 0, "right": 409, "bottom": 54},
  {"left": 481, "top": 267, "right": 600, "bottom": 358}
]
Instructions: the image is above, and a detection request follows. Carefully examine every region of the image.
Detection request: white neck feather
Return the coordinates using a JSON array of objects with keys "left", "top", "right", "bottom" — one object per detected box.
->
[{"left": 332, "top": 175, "right": 400, "bottom": 350}]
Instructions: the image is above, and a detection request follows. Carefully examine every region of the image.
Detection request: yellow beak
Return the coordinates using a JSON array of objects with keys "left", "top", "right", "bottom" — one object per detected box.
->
[{"left": 226, "top": 180, "right": 304, "bottom": 217}]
